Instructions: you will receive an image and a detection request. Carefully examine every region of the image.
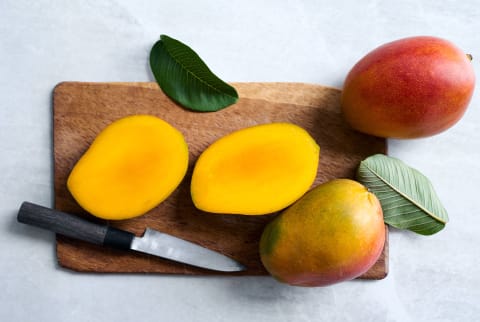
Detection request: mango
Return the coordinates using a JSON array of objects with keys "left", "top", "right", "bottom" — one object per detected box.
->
[
  {"left": 67, "top": 115, "right": 189, "bottom": 220},
  {"left": 341, "top": 36, "right": 475, "bottom": 138},
  {"left": 259, "top": 179, "right": 385, "bottom": 287},
  {"left": 191, "top": 123, "right": 320, "bottom": 215}
]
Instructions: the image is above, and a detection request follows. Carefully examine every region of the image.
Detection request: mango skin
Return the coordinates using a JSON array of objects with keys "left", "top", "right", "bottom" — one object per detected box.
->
[
  {"left": 341, "top": 36, "right": 475, "bottom": 138},
  {"left": 67, "top": 115, "right": 189, "bottom": 220},
  {"left": 259, "top": 179, "right": 385, "bottom": 287}
]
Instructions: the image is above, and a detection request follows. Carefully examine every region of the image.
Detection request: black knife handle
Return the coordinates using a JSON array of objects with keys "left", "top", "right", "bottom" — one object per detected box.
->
[{"left": 17, "top": 201, "right": 134, "bottom": 250}]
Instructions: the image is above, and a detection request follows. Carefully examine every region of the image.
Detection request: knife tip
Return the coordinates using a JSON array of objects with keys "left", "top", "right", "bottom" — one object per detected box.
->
[
  {"left": 219, "top": 262, "right": 248, "bottom": 273},
  {"left": 236, "top": 263, "right": 248, "bottom": 272}
]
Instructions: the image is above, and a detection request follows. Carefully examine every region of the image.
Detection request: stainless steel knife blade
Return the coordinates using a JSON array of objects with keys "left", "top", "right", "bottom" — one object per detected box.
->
[
  {"left": 131, "top": 228, "right": 245, "bottom": 272},
  {"left": 17, "top": 202, "right": 246, "bottom": 272}
]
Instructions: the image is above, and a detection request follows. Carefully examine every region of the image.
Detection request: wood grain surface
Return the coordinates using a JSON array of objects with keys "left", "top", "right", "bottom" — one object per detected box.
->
[{"left": 53, "top": 82, "right": 388, "bottom": 279}]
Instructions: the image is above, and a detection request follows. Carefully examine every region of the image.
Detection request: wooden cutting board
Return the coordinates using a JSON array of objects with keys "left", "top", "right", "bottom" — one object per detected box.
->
[{"left": 53, "top": 82, "right": 388, "bottom": 279}]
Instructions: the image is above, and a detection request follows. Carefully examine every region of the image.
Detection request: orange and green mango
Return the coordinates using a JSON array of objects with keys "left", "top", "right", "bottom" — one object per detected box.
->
[{"left": 260, "top": 179, "right": 385, "bottom": 287}]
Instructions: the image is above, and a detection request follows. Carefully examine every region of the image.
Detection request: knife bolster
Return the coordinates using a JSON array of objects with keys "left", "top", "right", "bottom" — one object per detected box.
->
[{"left": 103, "top": 227, "right": 135, "bottom": 250}]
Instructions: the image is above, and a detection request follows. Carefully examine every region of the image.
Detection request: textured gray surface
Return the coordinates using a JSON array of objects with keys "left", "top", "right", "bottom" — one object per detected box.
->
[{"left": 1, "top": 1, "right": 479, "bottom": 321}]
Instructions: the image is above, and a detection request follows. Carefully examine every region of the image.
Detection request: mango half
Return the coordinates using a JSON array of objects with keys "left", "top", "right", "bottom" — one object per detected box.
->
[
  {"left": 191, "top": 123, "right": 320, "bottom": 215},
  {"left": 67, "top": 115, "right": 189, "bottom": 220}
]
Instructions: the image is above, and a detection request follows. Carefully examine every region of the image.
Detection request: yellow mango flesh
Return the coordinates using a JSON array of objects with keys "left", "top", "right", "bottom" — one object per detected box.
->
[
  {"left": 67, "top": 115, "right": 188, "bottom": 220},
  {"left": 191, "top": 123, "right": 320, "bottom": 215},
  {"left": 259, "top": 179, "right": 385, "bottom": 287}
]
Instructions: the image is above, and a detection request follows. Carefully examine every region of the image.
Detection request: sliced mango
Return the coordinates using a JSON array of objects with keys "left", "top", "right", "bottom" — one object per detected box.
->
[
  {"left": 191, "top": 123, "right": 320, "bottom": 215},
  {"left": 67, "top": 115, "right": 189, "bottom": 220}
]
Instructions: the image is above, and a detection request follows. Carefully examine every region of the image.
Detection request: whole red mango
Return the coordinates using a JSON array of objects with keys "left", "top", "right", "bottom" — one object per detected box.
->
[{"left": 341, "top": 36, "right": 475, "bottom": 138}]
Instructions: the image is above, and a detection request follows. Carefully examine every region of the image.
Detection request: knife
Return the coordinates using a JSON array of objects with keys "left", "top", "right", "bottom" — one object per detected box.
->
[{"left": 17, "top": 201, "right": 246, "bottom": 272}]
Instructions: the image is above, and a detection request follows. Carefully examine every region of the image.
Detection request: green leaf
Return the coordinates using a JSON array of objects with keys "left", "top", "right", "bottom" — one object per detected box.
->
[
  {"left": 356, "top": 154, "right": 449, "bottom": 235},
  {"left": 149, "top": 35, "right": 238, "bottom": 112}
]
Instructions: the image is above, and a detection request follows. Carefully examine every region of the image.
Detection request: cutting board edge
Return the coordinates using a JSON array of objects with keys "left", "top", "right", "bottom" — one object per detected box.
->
[
  {"left": 53, "top": 81, "right": 344, "bottom": 106},
  {"left": 52, "top": 80, "right": 342, "bottom": 89}
]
